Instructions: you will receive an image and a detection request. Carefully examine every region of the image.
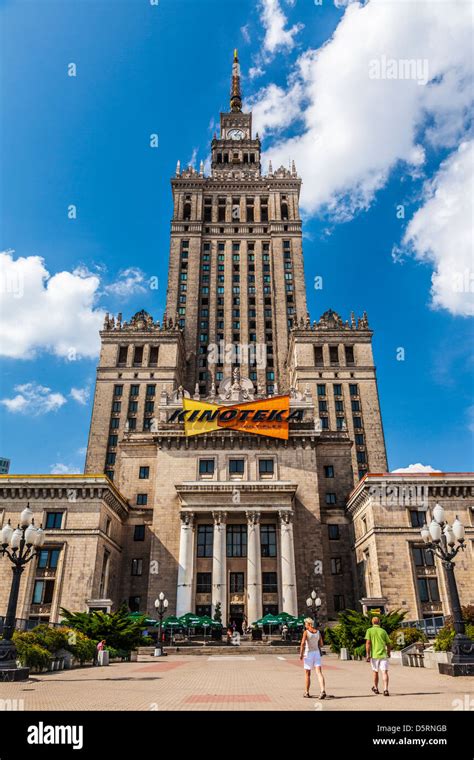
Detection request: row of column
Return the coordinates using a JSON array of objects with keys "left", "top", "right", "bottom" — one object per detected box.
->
[{"left": 175, "top": 510, "right": 298, "bottom": 619}]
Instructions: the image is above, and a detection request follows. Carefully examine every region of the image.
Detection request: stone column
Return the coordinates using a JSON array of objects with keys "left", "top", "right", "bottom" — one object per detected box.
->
[
  {"left": 212, "top": 511, "right": 227, "bottom": 622},
  {"left": 279, "top": 511, "right": 298, "bottom": 616},
  {"left": 246, "top": 511, "right": 263, "bottom": 624},
  {"left": 176, "top": 512, "right": 195, "bottom": 617}
]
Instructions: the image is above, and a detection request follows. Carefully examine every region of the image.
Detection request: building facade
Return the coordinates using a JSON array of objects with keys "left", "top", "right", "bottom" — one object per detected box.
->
[
  {"left": 0, "top": 53, "right": 471, "bottom": 630},
  {"left": 347, "top": 473, "right": 474, "bottom": 622}
]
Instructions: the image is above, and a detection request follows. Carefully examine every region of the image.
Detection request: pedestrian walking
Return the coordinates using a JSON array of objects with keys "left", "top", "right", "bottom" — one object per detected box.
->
[
  {"left": 299, "top": 617, "right": 326, "bottom": 699},
  {"left": 365, "top": 616, "right": 391, "bottom": 696}
]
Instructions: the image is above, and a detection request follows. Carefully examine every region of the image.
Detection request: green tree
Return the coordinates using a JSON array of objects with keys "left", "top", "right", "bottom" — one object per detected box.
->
[
  {"left": 325, "top": 608, "right": 407, "bottom": 656},
  {"left": 60, "top": 604, "right": 146, "bottom": 651},
  {"left": 213, "top": 602, "right": 222, "bottom": 624}
]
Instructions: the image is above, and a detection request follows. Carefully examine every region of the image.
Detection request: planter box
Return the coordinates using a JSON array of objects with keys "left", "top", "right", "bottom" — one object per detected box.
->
[{"left": 423, "top": 650, "right": 452, "bottom": 669}]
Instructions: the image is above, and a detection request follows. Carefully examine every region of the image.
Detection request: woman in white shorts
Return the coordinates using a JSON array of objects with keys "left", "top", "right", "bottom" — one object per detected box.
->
[{"left": 299, "top": 617, "right": 326, "bottom": 699}]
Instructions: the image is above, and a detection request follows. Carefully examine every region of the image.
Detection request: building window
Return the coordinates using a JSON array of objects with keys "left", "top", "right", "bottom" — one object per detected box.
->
[
  {"left": 314, "top": 346, "right": 324, "bottom": 366},
  {"left": 146, "top": 384, "right": 156, "bottom": 397},
  {"left": 262, "top": 572, "right": 278, "bottom": 593},
  {"left": 227, "top": 525, "right": 247, "bottom": 557},
  {"left": 127, "top": 418, "right": 137, "bottom": 431},
  {"left": 333, "top": 384, "right": 342, "bottom": 396},
  {"left": 130, "top": 384, "right": 139, "bottom": 397},
  {"left": 357, "top": 451, "right": 366, "bottom": 464},
  {"left": 133, "top": 347, "right": 143, "bottom": 366},
  {"left": 259, "top": 459, "right": 274, "bottom": 476},
  {"left": 110, "top": 418, "right": 119, "bottom": 429},
  {"left": 108, "top": 435, "right": 118, "bottom": 447},
  {"left": 355, "top": 434, "right": 365, "bottom": 445},
  {"left": 196, "top": 572, "right": 212, "bottom": 594},
  {"left": 149, "top": 346, "right": 159, "bottom": 366},
  {"left": 336, "top": 417, "right": 345, "bottom": 431},
  {"left": 345, "top": 346, "right": 355, "bottom": 365},
  {"left": 325, "top": 493, "right": 337, "bottom": 505},
  {"left": 361, "top": 516, "right": 367, "bottom": 534},
  {"left": 99, "top": 550, "right": 110, "bottom": 597},
  {"left": 199, "top": 459, "right": 215, "bottom": 476},
  {"left": 329, "top": 346, "right": 339, "bottom": 364},
  {"left": 112, "top": 401, "right": 121, "bottom": 413},
  {"left": 324, "top": 465, "right": 334, "bottom": 478},
  {"left": 353, "top": 416, "right": 363, "bottom": 429},
  {"left": 335, "top": 401, "right": 344, "bottom": 412},
  {"left": 145, "top": 401, "right": 154, "bottom": 413},
  {"left": 349, "top": 384, "right": 359, "bottom": 396},
  {"left": 114, "top": 384, "right": 123, "bottom": 397},
  {"left": 229, "top": 459, "right": 245, "bottom": 476},
  {"left": 134, "top": 525, "right": 145, "bottom": 541},
  {"left": 45, "top": 512, "right": 63, "bottom": 530},
  {"left": 129, "top": 401, "right": 138, "bottom": 413},
  {"left": 317, "top": 384, "right": 326, "bottom": 396},
  {"left": 32, "top": 580, "right": 55, "bottom": 605},
  {"left": 197, "top": 525, "right": 213, "bottom": 558},
  {"left": 334, "top": 595, "right": 345, "bottom": 612},
  {"left": 260, "top": 524, "right": 277, "bottom": 557},
  {"left": 136, "top": 494, "right": 148, "bottom": 506},
  {"left": 129, "top": 596, "right": 141, "bottom": 612},
  {"left": 230, "top": 572, "right": 244, "bottom": 593},
  {"left": 351, "top": 400, "right": 361, "bottom": 412},
  {"left": 410, "top": 511, "right": 426, "bottom": 528},
  {"left": 131, "top": 559, "right": 143, "bottom": 576},
  {"left": 328, "top": 524, "right": 340, "bottom": 540},
  {"left": 117, "top": 346, "right": 128, "bottom": 366},
  {"left": 318, "top": 401, "right": 328, "bottom": 413},
  {"left": 413, "top": 546, "right": 435, "bottom": 567},
  {"left": 320, "top": 417, "right": 329, "bottom": 430},
  {"left": 106, "top": 452, "right": 116, "bottom": 465},
  {"left": 139, "top": 466, "right": 150, "bottom": 479},
  {"left": 331, "top": 557, "right": 342, "bottom": 575},
  {"left": 417, "top": 577, "right": 440, "bottom": 603},
  {"left": 37, "top": 548, "right": 60, "bottom": 569}
]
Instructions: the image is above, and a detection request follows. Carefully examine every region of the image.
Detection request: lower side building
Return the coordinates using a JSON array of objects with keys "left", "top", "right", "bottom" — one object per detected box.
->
[{"left": 1, "top": 471, "right": 472, "bottom": 628}]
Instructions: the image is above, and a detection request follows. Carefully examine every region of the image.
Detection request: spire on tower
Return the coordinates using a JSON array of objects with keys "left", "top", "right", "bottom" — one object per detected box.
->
[{"left": 230, "top": 48, "right": 242, "bottom": 113}]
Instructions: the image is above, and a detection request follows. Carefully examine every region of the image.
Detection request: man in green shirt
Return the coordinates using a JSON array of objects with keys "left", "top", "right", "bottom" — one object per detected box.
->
[{"left": 365, "top": 616, "right": 391, "bottom": 696}]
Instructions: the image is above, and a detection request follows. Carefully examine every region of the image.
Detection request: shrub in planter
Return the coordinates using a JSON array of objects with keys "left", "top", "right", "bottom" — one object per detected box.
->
[
  {"left": 66, "top": 630, "right": 96, "bottom": 664},
  {"left": 324, "top": 609, "right": 407, "bottom": 656},
  {"left": 29, "top": 625, "right": 70, "bottom": 654},
  {"left": 390, "top": 627, "right": 427, "bottom": 651},
  {"left": 13, "top": 632, "right": 51, "bottom": 671},
  {"left": 435, "top": 622, "right": 474, "bottom": 652}
]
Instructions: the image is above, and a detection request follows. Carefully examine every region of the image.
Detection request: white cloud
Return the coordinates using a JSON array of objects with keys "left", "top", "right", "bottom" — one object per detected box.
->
[
  {"left": 187, "top": 147, "right": 198, "bottom": 169},
  {"left": 401, "top": 140, "right": 474, "bottom": 317},
  {"left": 467, "top": 406, "right": 474, "bottom": 434},
  {"left": 50, "top": 462, "right": 81, "bottom": 475},
  {"left": 391, "top": 463, "right": 441, "bottom": 474},
  {"left": 249, "top": 66, "right": 265, "bottom": 80},
  {"left": 104, "top": 267, "right": 148, "bottom": 298},
  {"left": 0, "top": 383, "right": 67, "bottom": 415},
  {"left": 248, "top": 81, "right": 304, "bottom": 138},
  {"left": 70, "top": 387, "right": 90, "bottom": 405},
  {"left": 259, "top": 0, "right": 303, "bottom": 55},
  {"left": 0, "top": 252, "right": 104, "bottom": 359},
  {"left": 251, "top": 0, "right": 472, "bottom": 219},
  {"left": 77, "top": 446, "right": 88, "bottom": 456},
  {"left": 241, "top": 24, "right": 251, "bottom": 44}
]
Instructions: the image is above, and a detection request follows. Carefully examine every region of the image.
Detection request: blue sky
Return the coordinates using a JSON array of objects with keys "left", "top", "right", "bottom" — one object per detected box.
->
[{"left": 0, "top": 0, "right": 473, "bottom": 475}]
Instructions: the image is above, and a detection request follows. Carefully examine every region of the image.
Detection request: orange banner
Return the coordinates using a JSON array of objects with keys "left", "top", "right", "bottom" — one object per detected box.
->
[{"left": 182, "top": 396, "right": 291, "bottom": 439}]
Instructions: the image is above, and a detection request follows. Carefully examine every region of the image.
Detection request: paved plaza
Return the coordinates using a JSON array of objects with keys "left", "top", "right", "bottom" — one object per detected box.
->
[{"left": 1, "top": 654, "right": 473, "bottom": 711}]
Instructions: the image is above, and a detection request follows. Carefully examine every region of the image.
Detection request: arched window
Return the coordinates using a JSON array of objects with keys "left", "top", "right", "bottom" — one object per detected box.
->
[
  {"left": 281, "top": 202, "right": 289, "bottom": 221},
  {"left": 183, "top": 202, "right": 191, "bottom": 221}
]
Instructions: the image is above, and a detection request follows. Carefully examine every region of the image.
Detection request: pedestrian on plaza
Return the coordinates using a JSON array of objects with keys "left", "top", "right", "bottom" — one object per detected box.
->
[
  {"left": 365, "top": 616, "right": 391, "bottom": 696},
  {"left": 299, "top": 617, "right": 326, "bottom": 699},
  {"left": 226, "top": 625, "right": 232, "bottom": 645},
  {"left": 282, "top": 623, "right": 288, "bottom": 641},
  {"left": 94, "top": 639, "right": 106, "bottom": 666}
]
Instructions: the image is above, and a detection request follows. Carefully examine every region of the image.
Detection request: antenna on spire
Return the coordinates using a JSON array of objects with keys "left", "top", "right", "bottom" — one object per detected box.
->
[{"left": 230, "top": 49, "right": 242, "bottom": 113}]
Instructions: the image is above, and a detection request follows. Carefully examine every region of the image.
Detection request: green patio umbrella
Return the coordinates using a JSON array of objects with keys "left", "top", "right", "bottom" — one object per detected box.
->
[
  {"left": 276, "top": 612, "right": 296, "bottom": 623},
  {"left": 178, "top": 613, "right": 202, "bottom": 627},
  {"left": 162, "top": 616, "right": 181, "bottom": 627}
]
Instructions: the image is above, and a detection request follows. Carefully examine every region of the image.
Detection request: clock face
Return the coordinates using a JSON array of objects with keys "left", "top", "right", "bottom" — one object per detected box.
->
[{"left": 227, "top": 128, "right": 245, "bottom": 140}]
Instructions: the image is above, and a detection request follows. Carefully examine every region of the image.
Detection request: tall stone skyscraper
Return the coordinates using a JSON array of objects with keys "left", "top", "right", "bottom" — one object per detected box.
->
[
  {"left": 83, "top": 51, "right": 388, "bottom": 624},
  {"left": 165, "top": 50, "right": 307, "bottom": 395}
]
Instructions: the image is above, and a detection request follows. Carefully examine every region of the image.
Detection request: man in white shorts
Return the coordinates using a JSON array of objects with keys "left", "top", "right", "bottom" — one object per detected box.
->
[
  {"left": 365, "top": 616, "right": 391, "bottom": 696},
  {"left": 299, "top": 617, "right": 326, "bottom": 699}
]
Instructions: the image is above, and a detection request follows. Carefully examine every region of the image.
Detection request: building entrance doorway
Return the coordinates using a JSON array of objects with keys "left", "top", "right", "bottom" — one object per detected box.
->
[{"left": 229, "top": 604, "right": 244, "bottom": 633}]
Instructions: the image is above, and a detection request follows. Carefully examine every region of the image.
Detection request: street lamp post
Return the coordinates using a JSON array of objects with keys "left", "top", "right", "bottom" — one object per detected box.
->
[
  {"left": 306, "top": 589, "right": 322, "bottom": 627},
  {"left": 154, "top": 592, "right": 168, "bottom": 657},
  {"left": 421, "top": 505, "right": 474, "bottom": 676},
  {"left": 0, "top": 504, "right": 45, "bottom": 681}
]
